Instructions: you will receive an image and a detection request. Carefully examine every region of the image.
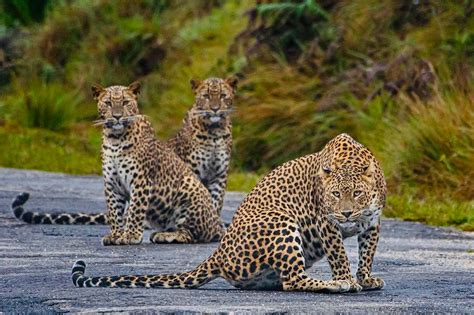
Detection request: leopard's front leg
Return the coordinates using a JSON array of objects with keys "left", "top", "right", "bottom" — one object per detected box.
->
[
  {"left": 207, "top": 174, "right": 227, "bottom": 216},
  {"left": 102, "top": 185, "right": 127, "bottom": 246},
  {"left": 356, "top": 222, "right": 384, "bottom": 290},
  {"left": 317, "top": 218, "right": 362, "bottom": 292},
  {"left": 114, "top": 184, "right": 151, "bottom": 245}
]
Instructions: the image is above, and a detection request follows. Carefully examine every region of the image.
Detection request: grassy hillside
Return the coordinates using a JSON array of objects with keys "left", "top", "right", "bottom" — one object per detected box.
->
[{"left": 0, "top": 0, "right": 472, "bottom": 230}]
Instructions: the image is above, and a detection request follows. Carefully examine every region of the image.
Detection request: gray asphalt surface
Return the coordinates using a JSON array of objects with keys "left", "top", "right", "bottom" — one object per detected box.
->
[{"left": 0, "top": 167, "right": 473, "bottom": 313}]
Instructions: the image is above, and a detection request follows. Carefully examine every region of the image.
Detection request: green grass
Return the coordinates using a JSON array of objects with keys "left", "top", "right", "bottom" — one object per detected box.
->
[
  {"left": 227, "top": 172, "right": 262, "bottom": 192},
  {"left": 0, "top": 125, "right": 101, "bottom": 174},
  {"left": 2, "top": 80, "right": 86, "bottom": 131},
  {"left": 386, "top": 192, "right": 474, "bottom": 231}
]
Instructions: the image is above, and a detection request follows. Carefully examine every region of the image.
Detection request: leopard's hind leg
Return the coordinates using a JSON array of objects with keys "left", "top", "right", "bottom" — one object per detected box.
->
[{"left": 150, "top": 175, "right": 224, "bottom": 244}]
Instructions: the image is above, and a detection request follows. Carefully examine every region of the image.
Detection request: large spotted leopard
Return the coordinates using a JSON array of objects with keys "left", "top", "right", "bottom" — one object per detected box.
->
[
  {"left": 14, "top": 82, "right": 225, "bottom": 245},
  {"left": 72, "top": 133, "right": 386, "bottom": 292}
]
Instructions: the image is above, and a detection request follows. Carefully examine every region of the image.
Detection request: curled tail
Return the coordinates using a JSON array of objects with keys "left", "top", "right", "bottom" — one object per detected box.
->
[
  {"left": 12, "top": 192, "right": 107, "bottom": 225},
  {"left": 72, "top": 254, "right": 221, "bottom": 289}
]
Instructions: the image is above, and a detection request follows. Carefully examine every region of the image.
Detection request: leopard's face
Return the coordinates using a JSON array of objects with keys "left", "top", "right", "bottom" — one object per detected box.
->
[
  {"left": 190, "top": 77, "right": 238, "bottom": 128},
  {"left": 319, "top": 163, "right": 380, "bottom": 229},
  {"left": 92, "top": 82, "right": 141, "bottom": 135}
]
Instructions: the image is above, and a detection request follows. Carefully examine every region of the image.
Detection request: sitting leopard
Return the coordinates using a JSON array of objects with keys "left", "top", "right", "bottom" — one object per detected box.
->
[
  {"left": 15, "top": 82, "right": 225, "bottom": 245},
  {"left": 72, "top": 133, "right": 386, "bottom": 292},
  {"left": 167, "top": 76, "right": 238, "bottom": 214},
  {"left": 11, "top": 77, "right": 237, "bottom": 225}
]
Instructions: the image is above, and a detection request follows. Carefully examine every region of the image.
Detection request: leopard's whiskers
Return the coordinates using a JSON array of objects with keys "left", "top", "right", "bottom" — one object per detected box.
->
[{"left": 92, "top": 119, "right": 106, "bottom": 127}]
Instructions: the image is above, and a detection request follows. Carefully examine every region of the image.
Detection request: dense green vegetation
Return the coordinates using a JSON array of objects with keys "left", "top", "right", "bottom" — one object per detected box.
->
[{"left": 0, "top": 0, "right": 472, "bottom": 230}]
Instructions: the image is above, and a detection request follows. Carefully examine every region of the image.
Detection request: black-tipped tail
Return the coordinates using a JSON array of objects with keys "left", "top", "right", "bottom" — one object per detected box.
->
[
  {"left": 71, "top": 255, "right": 220, "bottom": 289},
  {"left": 12, "top": 192, "right": 30, "bottom": 221},
  {"left": 72, "top": 260, "right": 87, "bottom": 287},
  {"left": 11, "top": 193, "right": 107, "bottom": 225}
]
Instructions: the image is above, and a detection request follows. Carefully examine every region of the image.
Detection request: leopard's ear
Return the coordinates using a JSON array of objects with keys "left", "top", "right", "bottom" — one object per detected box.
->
[
  {"left": 91, "top": 84, "right": 104, "bottom": 100},
  {"left": 190, "top": 79, "right": 202, "bottom": 92},
  {"left": 225, "top": 76, "right": 238, "bottom": 92},
  {"left": 318, "top": 165, "right": 332, "bottom": 178},
  {"left": 362, "top": 161, "right": 376, "bottom": 184},
  {"left": 128, "top": 81, "right": 141, "bottom": 96}
]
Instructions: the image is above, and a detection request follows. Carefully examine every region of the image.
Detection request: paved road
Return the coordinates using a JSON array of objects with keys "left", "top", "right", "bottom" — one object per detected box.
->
[{"left": 0, "top": 168, "right": 473, "bottom": 313}]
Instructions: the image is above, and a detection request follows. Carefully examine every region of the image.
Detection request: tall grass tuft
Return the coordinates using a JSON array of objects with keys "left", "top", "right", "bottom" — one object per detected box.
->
[
  {"left": 380, "top": 91, "right": 474, "bottom": 199},
  {"left": 234, "top": 64, "right": 356, "bottom": 170},
  {"left": 6, "top": 81, "right": 83, "bottom": 131},
  {"left": 0, "top": 0, "right": 52, "bottom": 27}
]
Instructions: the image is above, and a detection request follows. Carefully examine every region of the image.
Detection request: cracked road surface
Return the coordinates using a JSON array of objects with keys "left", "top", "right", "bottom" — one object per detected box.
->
[{"left": 0, "top": 168, "right": 473, "bottom": 313}]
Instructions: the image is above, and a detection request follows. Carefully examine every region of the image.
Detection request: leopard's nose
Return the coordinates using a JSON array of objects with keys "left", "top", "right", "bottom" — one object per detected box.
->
[
  {"left": 342, "top": 210, "right": 353, "bottom": 218},
  {"left": 112, "top": 113, "right": 122, "bottom": 120}
]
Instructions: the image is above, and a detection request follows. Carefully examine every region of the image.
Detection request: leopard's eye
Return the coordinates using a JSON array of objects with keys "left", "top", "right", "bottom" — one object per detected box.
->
[
  {"left": 220, "top": 93, "right": 227, "bottom": 99},
  {"left": 122, "top": 100, "right": 130, "bottom": 106},
  {"left": 332, "top": 191, "right": 340, "bottom": 198},
  {"left": 202, "top": 94, "right": 210, "bottom": 99},
  {"left": 353, "top": 190, "right": 362, "bottom": 197},
  {"left": 104, "top": 101, "right": 112, "bottom": 107}
]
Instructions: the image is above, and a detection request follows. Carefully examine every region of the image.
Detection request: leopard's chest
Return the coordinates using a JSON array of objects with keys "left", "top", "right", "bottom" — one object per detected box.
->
[
  {"left": 191, "top": 136, "right": 230, "bottom": 181},
  {"left": 299, "top": 213, "right": 378, "bottom": 268},
  {"left": 102, "top": 145, "right": 136, "bottom": 196}
]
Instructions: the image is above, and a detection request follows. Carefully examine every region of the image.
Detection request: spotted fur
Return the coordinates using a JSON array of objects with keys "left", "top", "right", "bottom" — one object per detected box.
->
[
  {"left": 167, "top": 77, "right": 237, "bottom": 214},
  {"left": 11, "top": 77, "right": 236, "bottom": 226},
  {"left": 17, "top": 83, "right": 225, "bottom": 245},
  {"left": 11, "top": 192, "right": 107, "bottom": 225},
  {"left": 72, "top": 133, "right": 386, "bottom": 292}
]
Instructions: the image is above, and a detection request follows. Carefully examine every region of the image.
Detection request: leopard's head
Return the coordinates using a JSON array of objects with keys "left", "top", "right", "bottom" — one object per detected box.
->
[
  {"left": 190, "top": 76, "right": 238, "bottom": 128},
  {"left": 91, "top": 82, "right": 141, "bottom": 135},
  {"left": 318, "top": 162, "right": 382, "bottom": 228}
]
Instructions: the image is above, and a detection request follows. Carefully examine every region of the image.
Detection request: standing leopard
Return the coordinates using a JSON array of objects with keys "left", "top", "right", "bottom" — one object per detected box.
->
[
  {"left": 14, "top": 82, "right": 225, "bottom": 245},
  {"left": 167, "top": 77, "right": 238, "bottom": 214},
  {"left": 72, "top": 133, "right": 386, "bottom": 292}
]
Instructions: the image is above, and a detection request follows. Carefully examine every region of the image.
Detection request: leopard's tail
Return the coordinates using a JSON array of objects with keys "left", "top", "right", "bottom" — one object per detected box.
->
[
  {"left": 11, "top": 192, "right": 107, "bottom": 225},
  {"left": 72, "top": 254, "right": 221, "bottom": 289}
]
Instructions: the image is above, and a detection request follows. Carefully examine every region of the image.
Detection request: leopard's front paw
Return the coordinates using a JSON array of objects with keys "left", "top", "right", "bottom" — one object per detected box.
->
[
  {"left": 358, "top": 276, "right": 385, "bottom": 290},
  {"left": 113, "top": 231, "right": 143, "bottom": 245},
  {"left": 329, "top": 278, "right": 362, "bottom": 293},
  {"left": 102, "top": 232, "right": 122, "bottom": 246}
]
